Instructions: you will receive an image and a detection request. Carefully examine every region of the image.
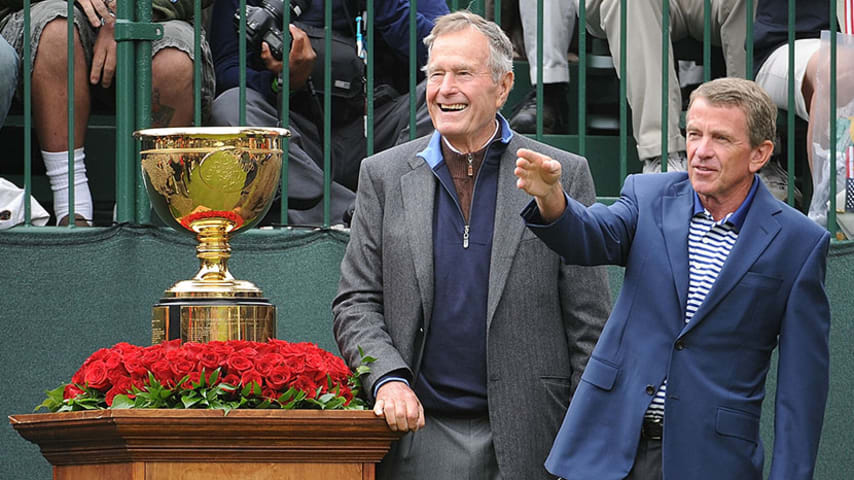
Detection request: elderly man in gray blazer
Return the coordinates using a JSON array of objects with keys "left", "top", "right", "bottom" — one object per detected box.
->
[{"left": 333, "top": 11, "right": 610, "bottom": 480}]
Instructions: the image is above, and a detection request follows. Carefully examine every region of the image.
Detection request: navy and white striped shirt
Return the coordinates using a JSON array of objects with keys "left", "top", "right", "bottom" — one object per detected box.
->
[{"left": 644, "top": 179, "right": 760, "bottom": 422}]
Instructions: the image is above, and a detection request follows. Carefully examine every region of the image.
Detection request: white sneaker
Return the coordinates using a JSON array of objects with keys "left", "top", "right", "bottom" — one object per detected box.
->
[
  {"left": 758, "top": 159, "right": 802, "bottom": 205},
  {"left": 642, "top": 152, "right": 687, "bottom": 174}
]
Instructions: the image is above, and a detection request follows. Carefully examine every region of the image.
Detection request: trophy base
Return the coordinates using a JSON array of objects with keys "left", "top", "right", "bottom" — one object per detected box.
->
[{"left": 152, "top": 296, "right": 276, "bottom": 344}]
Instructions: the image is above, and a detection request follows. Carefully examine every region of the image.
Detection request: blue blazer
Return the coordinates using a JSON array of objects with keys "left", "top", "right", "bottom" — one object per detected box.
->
[{"left": 524, "top": 173, "right": 830, "bottom": 480}]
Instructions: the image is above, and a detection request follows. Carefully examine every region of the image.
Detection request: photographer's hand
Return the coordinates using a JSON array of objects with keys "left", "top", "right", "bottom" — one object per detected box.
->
[{"left": 260, "top": 24, "right": 315, "bottom": 90}]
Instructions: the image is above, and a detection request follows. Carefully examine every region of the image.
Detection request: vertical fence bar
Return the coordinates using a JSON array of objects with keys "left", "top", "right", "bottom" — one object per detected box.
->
[
  {"left": 660, "top": 0, "right": 670, "bottom": 171},
  {"left": 238, "top": 0, "right": 247, "bottom": 126},
  {"left": 703, "top": 0, "right": 711, "bottom": 82},
  {"left": 23, "top": 1, "right": 32, "bottom": 225},
  {"left": 323, "top": 0, "right": 332, "bottom": 227},
  {"left": 279, "top": 4, "right": 291, "bottom": 224},
  {"left": 366, "top": 1, "right": 375, "bottom": 156},
  {"left": 786, "top": 0, "right": 795, "bottom": 206},
  {"left": 745, "top": 0, "right": 754, "bottom": 78},
  {"left": 116, "top": 0, "right": 137, "bottom": 223},
  {"left": 829, "top": 0, "right": 839, "bottom": 236},
  {"left": 66, "top": 0, "right": 76, "bottom": 226},
  {"left": 409, "top": 0, "right": 417, "bottom": 141},
  {"left": 194, "top": 0, "right": 202, "bottom": 126},
  {"left": 135, "top": 0, "right": 153, "bottom": 222},
  {"left": 535, "top": 0, "right": 543, "bottom": 140},
  {"left": 578, "top": 0, "right": 586, "bottom": 158},
  {"left": 493, "top": 0, "right": 501, "bottom": 25},
  {"left": 619, "top": 0, "right": 627, "bottom": 183}
]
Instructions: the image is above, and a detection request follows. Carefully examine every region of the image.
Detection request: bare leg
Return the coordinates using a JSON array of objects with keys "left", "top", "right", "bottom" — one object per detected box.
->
[
  {"left": 150, "top": 47, "right": 193, "bottom": 127},
  {"left": 803, "top": 51, "right": 820, "bottom": 173},
  {"left": 32, "top": 18, "right": 89, "bottom": 151}
]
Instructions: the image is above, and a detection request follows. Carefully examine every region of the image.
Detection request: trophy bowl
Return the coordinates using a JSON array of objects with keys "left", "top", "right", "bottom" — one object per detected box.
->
[{"left": 134, "top": 127, "right": 289, "bottom": 344}]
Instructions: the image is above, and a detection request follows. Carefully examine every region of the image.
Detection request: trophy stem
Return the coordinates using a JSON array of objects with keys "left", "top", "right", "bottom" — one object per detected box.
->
[{"left": 192, "top": 218, "right": 235, "bottom": 282}]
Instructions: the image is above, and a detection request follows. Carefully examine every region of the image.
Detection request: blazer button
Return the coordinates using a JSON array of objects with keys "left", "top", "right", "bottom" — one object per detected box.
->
[
  {"left": 675, "top": 341, "right": 685, "bottom": 350},
  {"left": 645, "top": 385, "right": 655, "bottom": 395}
]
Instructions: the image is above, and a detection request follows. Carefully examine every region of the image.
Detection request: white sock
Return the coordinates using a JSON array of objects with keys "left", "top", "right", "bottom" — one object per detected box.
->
[{"left": 42, "top": 148, "right": 93, "bottom": 225}]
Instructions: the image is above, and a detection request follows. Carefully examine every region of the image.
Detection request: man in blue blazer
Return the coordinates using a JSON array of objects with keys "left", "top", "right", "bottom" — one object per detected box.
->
[{"left": 514, "top": 77, "right": 830, "bottom": 479}]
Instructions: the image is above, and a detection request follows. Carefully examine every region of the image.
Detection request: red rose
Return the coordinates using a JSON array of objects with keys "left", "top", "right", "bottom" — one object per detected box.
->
[
  {"left": 105, "top": 378, "right": 134, "bottom": 406},
  {"left": 210, "top": 341, "right": 235, "bottom": 358},
  {"left": 161, "top": 338, "right": 182, "bottom": 352},
  {"left": 103, "top": 350, "right": 123, "bottom": 370},
  {"left": 63, "top": 384, "right": 85, "bottom": 400},
  {"left": 122, "top": 355, "right": 148, "bottom": 378},
  {"left": 265, "top": 365, "right": 294, "bottom": 391},
  {"left": 221, "top": 373, "right": 241, "bottom": 392},
  {"left": 291, "top": 374, "right": 319, "bottom": 398},
  {"left": 226, "top": 353, "right": 254, "bottom": 373},
  {"left": 150, "top": 359, "right": 176, "bottom": 387},
  {"left": 240, "top": 369, "right": 264, "bottom": 395},
  {"left": 254, "top": 352, "right": 285, "bottom": 376},
  {"left": 140, "top": 346, "right": 164, "bottom": 369},
  {"left": 262, "top": 387, "right": 280, "bottom": 400},
  {"left": 324, "top": 352, "right": 352, "bottom": 379},
  {"left": 180, "top": 371, "right": 202, "bottom": 390},
  {"left": 196, "top": 349, "right": 222, "bottom": 370},
  {"left": 229, "top": 340, "right": 253, "bottom": 351},
  {"left": 83, "top": 360, "right": 110, "bottom": 390},
  {"left": 166, "top": 349, "right": 197, "bottom": 378},
  {"left": 111, "top": 342, "right": 142, "bottom": 356}
]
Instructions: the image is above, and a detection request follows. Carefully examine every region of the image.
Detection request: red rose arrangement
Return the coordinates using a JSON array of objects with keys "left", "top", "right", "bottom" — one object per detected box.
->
[{"left": 37, "top": 339, "right": 373, "bottom": 413}]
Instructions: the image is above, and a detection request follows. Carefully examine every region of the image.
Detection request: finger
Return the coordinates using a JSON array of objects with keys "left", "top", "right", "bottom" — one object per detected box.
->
[
  {"left": 416, "top": 404, "right": 426, "bottom": 430},
  {"left": 90, "top": 0, "right": 111, "bottom": 22},
  {"left": 393, "top": 399, "right": 411, "bottom": 431},
  {"left": 90, "top": 46, "right": 105, "bottom": 85},
  {"left": 406, "top": 399, "right": 423, "bottom": 431},
  {"left": 77, "top": 0, "right": 101, "bottom": 28},
  {"left": 289, "top": 23, "right": 306, "bottom": 40},
  {"left": 382, "top": 399, "right": 401, "bottom": 431},
  {"left": 101, "top": 42, "right": 117, "bottom": 88},
  {"left": 373, "top": 398, "right": 384, "bottom": 416}
]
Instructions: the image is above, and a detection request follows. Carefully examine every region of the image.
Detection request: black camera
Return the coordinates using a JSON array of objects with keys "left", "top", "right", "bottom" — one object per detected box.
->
[{"left": 234, "top": 0, "right": 308, "bottom": 61}]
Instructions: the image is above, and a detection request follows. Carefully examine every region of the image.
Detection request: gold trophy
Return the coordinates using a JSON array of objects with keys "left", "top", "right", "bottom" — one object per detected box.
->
[{"left": 135, "top": 127, "right": 289, "bottom": 344}]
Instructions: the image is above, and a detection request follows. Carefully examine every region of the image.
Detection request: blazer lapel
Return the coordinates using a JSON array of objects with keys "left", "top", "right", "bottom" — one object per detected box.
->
[
  {"left": 661, "top": 179, "right": 694, "bottom": 320},
  {"left": 401, "top": 156, "right": 437, "bottom": 330},
  {"left": 679, "top": 183, "right": 782, "bottom": 337},
  {"left": 486, "top": 142, "right": 530, "bottom": 330}
]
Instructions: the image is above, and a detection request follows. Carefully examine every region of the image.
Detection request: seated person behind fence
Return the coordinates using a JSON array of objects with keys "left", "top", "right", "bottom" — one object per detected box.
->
[
  {"left": 209, "top": 0, "right": 446, "bottom": 226},
  {"left": 506, "top": 0, "right": 576, "bottom": 135},
  {"left": 753, "top": 0, "right": 833, "bottom": 210},
  {"left": 0, "top": 0, "right": 214, "bottom": 226},
  {"left": 0, "top": 35, "right": 15, "bottom": 129},
  {"left": 581, "top": 0, "right": 749, "bottom": 174}
]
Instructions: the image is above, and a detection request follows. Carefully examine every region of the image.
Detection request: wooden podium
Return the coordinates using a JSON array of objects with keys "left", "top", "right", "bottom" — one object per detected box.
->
[{"left": 9, "top": 409, "right": 402, "bottom": 480}]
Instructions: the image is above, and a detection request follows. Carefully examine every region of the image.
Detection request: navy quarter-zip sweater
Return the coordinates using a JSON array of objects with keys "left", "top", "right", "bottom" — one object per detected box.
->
[{"left": 412, "top": 116, "right": 512, "bottom": 416}]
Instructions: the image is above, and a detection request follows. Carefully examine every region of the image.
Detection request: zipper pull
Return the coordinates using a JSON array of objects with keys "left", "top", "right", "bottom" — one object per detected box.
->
[
  {"left": 466, "top": 153, "right": 473, "bottom": 177},
  {"left": 463, "top": 224, "right": 470, "bottom": 249}
]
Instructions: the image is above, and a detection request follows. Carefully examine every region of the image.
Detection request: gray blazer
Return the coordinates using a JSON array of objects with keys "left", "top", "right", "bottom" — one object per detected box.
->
[{"left": 333, "top": 132, "right": 611, "bottom": 479}]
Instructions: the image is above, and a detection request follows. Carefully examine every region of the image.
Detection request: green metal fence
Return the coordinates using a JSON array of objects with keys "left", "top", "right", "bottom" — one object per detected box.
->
[{"left": 0, "top": 0, "right": 846, "bottom": 239}]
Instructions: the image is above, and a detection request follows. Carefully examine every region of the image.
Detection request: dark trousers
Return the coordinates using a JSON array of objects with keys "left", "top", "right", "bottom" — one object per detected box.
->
[{"left": 625, "top": 435, "right": 663, "bottom": 480}]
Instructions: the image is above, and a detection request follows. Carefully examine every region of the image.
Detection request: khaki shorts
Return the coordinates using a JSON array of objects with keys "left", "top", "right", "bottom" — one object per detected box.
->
[
  {"left": 0, "top": 0, "right": 214, "bottom": 120},
  {"left": 755, "top": 38, "right": 822, "bottom": 121}
]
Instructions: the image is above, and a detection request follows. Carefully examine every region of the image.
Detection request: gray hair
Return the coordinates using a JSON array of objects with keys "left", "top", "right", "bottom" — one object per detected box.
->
[
  {"left": 688, "top": 77, "right": 777, "bottom": 148},
  {"left": 422, "top": 10, "right": 514, "bottom": 83}
]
